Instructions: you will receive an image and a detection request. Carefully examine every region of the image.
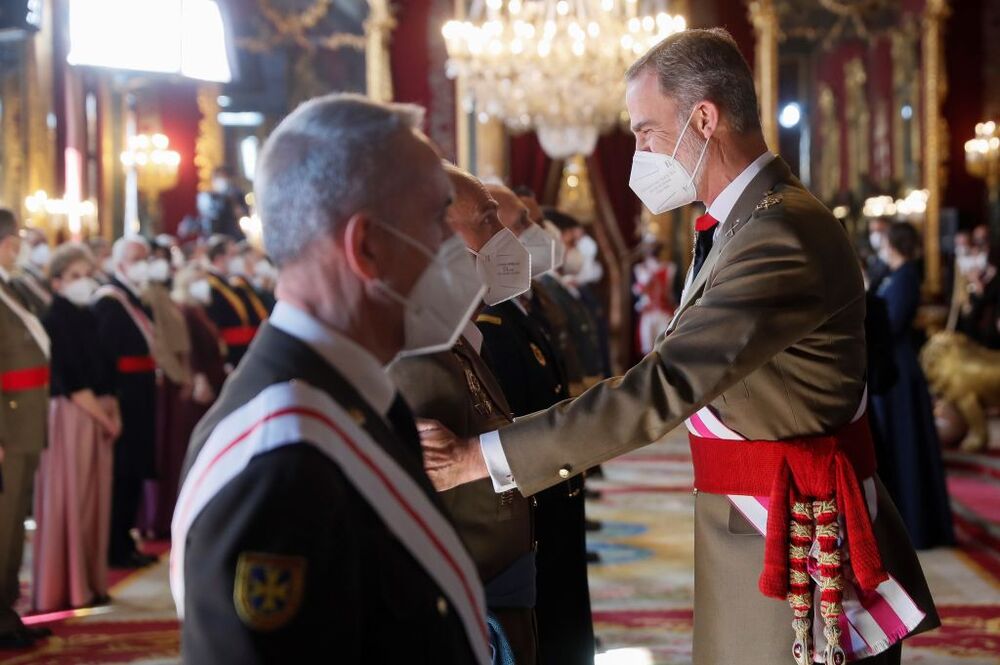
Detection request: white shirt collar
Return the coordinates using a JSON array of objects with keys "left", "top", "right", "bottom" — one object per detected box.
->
[
  {"left": 269, "top": 301, "right": 396, "bottom": 416},
  {"left": 0, "top": 266, "right": 10, "bottom": 283},
  {"left": 462, "top": 319, "right": 483, "bottom": 354},
  {"left": 706, "top": 152, "right": 775, "bottom": 223}
]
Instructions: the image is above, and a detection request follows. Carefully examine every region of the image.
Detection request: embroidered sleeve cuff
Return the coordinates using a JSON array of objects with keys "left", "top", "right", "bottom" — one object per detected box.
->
[{"left": 480, "top": 429, "right": 517, "bottom": 493}]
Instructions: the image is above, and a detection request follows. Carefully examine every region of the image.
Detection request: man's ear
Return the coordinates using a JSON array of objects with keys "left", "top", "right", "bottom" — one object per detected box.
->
[
  {"left": 344, "top": 213, "right": 380, "bottom": 281},
  {"left": 695, "top": 101, "right": 720, "bottom": 140}
]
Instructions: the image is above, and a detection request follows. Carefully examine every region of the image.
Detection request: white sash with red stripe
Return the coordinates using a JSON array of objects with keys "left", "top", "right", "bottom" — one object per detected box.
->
[
  {"left": 170, "top": 380, "right": 490, "bottom": 664},
  {"left": 685, "top": 396, "right": 926, "bottom": 661},
  {"left": 94, "top": 284, "right": 156, "bottom": 353}
]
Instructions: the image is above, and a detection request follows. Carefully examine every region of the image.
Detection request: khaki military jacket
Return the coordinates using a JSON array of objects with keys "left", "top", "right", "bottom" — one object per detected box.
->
[{"left": 0, "top": 280, "right": 49, "bottom": 453}]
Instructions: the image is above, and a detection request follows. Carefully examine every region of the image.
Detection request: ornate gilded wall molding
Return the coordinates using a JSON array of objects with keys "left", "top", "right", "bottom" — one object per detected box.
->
[
  {"left": 365, "top": 0, "right": 395, "bottom": 102},
  {"left": 1, "top": 71, "right": 26, "bottom": 212},
  {"left": 844, "top": 57, "right": 870, "bottom": 193},
  {"left": 817, "top": 85, "right": 840, "bottom": 202},
  {"left": 922, "top": 0, "right": 950, "bottom": 297},
  {"left": 748, "top": 0, "right": 780, "bottom": 153},
  {"left": 195, "top": 84, "right": 224, "bottom": 192}
]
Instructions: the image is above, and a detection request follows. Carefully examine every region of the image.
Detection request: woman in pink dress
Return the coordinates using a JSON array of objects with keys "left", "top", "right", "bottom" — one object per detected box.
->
[{"left": 33, "top": 244, "right": 121, "bottom": 611}]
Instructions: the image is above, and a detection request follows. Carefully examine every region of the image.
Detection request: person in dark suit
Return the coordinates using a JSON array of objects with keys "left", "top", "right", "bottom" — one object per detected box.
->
[
  {"left": 0, "top": 209, "right": 52, "bottom": 649},
  {"left": 202, "top": 235, "right": 262, "bottom": 370},
  {"left": 228, "top": 242, "right": 274, "bottom": 316},
  {"left": 92, "top": 236, "right": 158, "bottom": 569},
  {"left": 871, "top": 223, "right": 954, "bottom": 549},
  {"left": 477, "top": 186, "right": 595, "bottom": 665},
  {"left": 391, "top": 164, "right": 537, "bottom": 664},
  {"left": 174, "top": 94, "right": 489, "bottom": 664}
]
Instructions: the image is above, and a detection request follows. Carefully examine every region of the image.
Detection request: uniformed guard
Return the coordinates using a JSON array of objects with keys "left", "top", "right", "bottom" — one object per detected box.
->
[
  {"left": 421, "top": 29, "right": 938, "bottom": 665},
  {"left": 229, "top": 243, "right": 276, "bottom": 315},
  {"left": 478, "top": 184, "right": 596, "bottom": 664},
  {"left": 0, "top": 209, "right": 51, "bottom": 649},
  {"left": 391, "top": 164, "right": 537, "bottom": 664},
  {"left": 202, "top": 235, "right": 262, "bottom": 370},
  {"left": 172, "top": 94, "right": 488, "bottom": 664},
  {"left": 93, "top": 236, "right": 158, "bottom": 569}
]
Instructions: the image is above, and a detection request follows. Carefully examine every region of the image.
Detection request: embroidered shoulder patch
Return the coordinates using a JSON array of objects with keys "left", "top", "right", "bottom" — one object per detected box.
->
[
  {"left": 233, "top": 552, "right": 307, "bottom": 631},
  {"left": 477, "top": 314, "right": 502, "bottom": 326},
  {"left": 755, "top": 191, "right": 783, "bottom": 211},
  {"left": 530, "top": 342, "right": 547, "bottom": 367}
]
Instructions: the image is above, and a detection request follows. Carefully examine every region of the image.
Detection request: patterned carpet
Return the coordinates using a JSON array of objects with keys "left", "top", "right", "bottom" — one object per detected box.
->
[{"left": 3, "top": 429, "right": 1000, "bottom": 664}]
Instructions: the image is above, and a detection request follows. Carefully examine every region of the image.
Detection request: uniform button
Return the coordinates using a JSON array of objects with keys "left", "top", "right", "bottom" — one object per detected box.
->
[
  {"left": 558, "top": 465, "right": 572, "bottom": 479},
  {"left": 436, "top": 596, "right": 448, "bottom": 616},
  {"left": 8, "top": 400, "right": 16, "bottom": 410}
]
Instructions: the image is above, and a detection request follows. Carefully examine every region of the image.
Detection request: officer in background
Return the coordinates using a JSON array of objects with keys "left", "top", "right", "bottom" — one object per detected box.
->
[
  {"left": 228, "top": 242, "right": 274, "bottom": 316},
  {"left": 0, "top": 209, "right": 51, "bottom": 649},
  {"left": 93, "top": 237, "right": 158, "bottom": 569},
  {"left": 477, "top": 187, "right": 595, "bottom": 665},
  {"left": 174, "top": 94, "right": 487, "bottom": 664},
  {"left": 202, "top": 235, "right": 262, "bottom": 370},
  {"left": 391, "top": 164, "right": 537, "bottom": 664}
]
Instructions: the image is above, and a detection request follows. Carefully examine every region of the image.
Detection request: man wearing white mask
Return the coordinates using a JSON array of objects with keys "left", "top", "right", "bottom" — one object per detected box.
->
[
  {"left": 15, "top": 227, "right": 53, "bottom": 317},
  {"left": 421, "top": 28, "right": 937, "bottom": 665},
  {"left": 0, "top": 209, "right": 51, "bottom": 649},
  {"left": 92, "top": 236, "right": 159, "bottom": 568},
  {"left": 478, "top": 184, "right": 596, "bottom": 664},
  {"left": 390, "top": 163, "right": 537, "bottom": 664},
  {"left": 173, "top": 94, "right": 488, "bottom": 664},
  {"left": 202, "top": 234, "right": 263, "bottom": 369},
  {"left": 228, "top": 242, "right": 274, "bottom": 316}
]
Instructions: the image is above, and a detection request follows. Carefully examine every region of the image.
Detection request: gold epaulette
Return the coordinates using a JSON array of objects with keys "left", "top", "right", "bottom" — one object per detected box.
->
[{"left": 476, "top": 314, "right": 502, "bottom": 326}]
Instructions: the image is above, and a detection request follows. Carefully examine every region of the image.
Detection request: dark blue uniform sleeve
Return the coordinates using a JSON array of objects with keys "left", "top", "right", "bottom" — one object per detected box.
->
[{"left": 181, "top": 444, "right": 361, "bottom": 664}]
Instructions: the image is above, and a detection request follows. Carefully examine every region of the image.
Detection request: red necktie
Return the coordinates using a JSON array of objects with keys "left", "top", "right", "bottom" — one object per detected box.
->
[{"left": 692, "top": 213, "right": 719, "bottom": 277}]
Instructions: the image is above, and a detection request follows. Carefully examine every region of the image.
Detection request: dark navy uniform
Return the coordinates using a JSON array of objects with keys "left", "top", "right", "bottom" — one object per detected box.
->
[
  {"left": 477, "top": 298, "right": 595, "bottom": 665},
  {"left": 179, "top": 316, "right": 481, "bottom": 664},
  {"left": 204, "top": 271, "right": 261, "bottom": 368},
  {"left": 229, "top": 274, "right": 274, "bottom": 319},
  {"left": 92, "top": 278, "right": 157, "bottom": 565}
]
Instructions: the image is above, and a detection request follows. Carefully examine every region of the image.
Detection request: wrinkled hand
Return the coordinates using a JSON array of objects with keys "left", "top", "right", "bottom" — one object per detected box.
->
[{"left": 417, "top": 418, "right": 489, "bottom": 492}]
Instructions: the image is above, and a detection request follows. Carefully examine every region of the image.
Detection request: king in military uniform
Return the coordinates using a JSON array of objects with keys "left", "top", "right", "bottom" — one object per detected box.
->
[{"left": 421, "top": 29, "right": 938, "bottom": 665}]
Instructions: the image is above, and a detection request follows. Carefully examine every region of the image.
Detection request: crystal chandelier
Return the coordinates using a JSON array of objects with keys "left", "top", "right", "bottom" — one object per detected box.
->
[{"left": 442, "top": 0, "right": 685, "bottom": 159}]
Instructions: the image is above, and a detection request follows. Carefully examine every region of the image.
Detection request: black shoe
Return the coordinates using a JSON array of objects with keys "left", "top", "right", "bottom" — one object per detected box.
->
[
  {"left": 135, "top": 552, "right": 158, "bottom": 566},
  {"left": 586, "top": 550, "right": 603, "bottom": 564},
  {"left": 0, "top": 630, "right": 35, "bottom": 650},
  {"left": 110, "top": 552, "right": 153, "bottom": 569},
  {"left": 585, "top": 519, "right": 603, "bottom": 532},
  {"left": 23, "top": 626, "right": 51, "bottom": 639},
  {"left": 583, "top": 487, "right": 603, "bottom": 501}
]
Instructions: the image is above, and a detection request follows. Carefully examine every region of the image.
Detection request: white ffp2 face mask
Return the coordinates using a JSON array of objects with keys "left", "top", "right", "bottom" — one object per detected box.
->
[
  {"left": 519, "top": 224, "right": 555, "bottom": 277},
  {"left": 543, "top": 221, "right": 567, "bottom": 271},
  {"left": 147, "top": 258, "right": 171, "bottom": 283},
  {"left": 189, "top": 279, "right": 212, "bottom": 304},
  {"left": 62, "top": 277, "right": 99, "bottom": 306},
  {"left": 124, "top": 261, "right": 149, "bottom": 286},
  {"left": 469, "top": 227, "right": 531, "bottom": 306},
  {"left": 629, "top": 106, "right": 710, "bottom": 214},
  {"left": 375, "top": 223, "right": 486, "bottom": 359}
]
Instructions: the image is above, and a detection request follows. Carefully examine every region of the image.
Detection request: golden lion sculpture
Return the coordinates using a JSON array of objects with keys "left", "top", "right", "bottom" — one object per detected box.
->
[{"left": 920, "top": 331, "right": 1000, "bottom": 452}]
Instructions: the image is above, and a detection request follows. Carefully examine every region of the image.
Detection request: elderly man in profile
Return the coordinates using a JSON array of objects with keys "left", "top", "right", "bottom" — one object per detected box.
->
[
  {"left": 421, "top": 28, "right": 938, "bottom": 665},
  {"left": 171, "top": 95, "right": 488, "bottom": 664}
]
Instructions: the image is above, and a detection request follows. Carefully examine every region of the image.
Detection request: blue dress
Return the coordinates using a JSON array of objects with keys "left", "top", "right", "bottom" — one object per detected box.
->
[{"left": 871, "top": 261, "right": 955, "bottom": 549}]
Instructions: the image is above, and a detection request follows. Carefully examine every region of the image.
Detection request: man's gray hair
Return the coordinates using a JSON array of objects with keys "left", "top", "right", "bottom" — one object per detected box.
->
[
  {"left": 626, "top": 28, "right": 761, "bottom": 135},
  {"left": 254, "top": 93, "right": 426, "bottom": 267}
]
